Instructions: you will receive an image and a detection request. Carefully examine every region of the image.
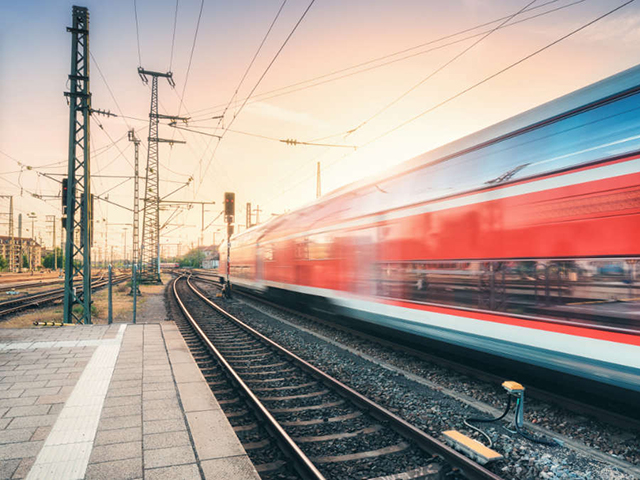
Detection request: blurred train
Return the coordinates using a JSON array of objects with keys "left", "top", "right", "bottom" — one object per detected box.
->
[{"left": 221, "top": 65, "right": 640, "bottom": 396}]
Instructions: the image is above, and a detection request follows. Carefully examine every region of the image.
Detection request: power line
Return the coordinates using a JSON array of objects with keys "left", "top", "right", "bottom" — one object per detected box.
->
[
  {"left": 169, "top": 0, "right": 180, "bottom": 72},
  {"left": 348, "top": 0, "right": 538, "bottom": 136},
  {"left": 224, "top": 0, "right": 288, "bottom": 122},
  {"left": 195, "top": 0, "right": 317, "bottom": 196},
  {"left": 265, "top": 0, "right": 634, "bottom": 209},
  {"left": 177, "top": 0, "right": 205, "bottom": 117},
  {"left": 187, "top": 0, "right": 580, "bottom": 119},
  {"left": 133, "top": 0, "right": 143, "bottom": 66},
  {"left": 361, "top": 0, "right": 635, "bottom": 150}
]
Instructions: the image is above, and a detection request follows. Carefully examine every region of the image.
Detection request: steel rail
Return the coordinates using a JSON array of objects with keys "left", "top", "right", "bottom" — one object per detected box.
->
[
  {"left": 0, "top": 275, "right": 128, "bottom": 317},
  {"left": 194, "top": 274, "right": 640, "bottom": 433},
  {"left": 184, "top": 275, "right": 502, "bottom": 480},
  {"left": 172, "top": 275, "right": 326, "bottom": 480}
]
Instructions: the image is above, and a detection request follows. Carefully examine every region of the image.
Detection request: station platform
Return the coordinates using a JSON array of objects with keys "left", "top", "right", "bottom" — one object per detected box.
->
[{"left": 0, "top": 323, "right": 259, "bottom": 480}]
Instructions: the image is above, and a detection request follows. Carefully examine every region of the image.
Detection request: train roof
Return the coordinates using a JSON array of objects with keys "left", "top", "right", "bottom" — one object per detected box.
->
[
  {"left": 324, "top": 63, "right": 640, "bottom": 200},
  {"left": 234, "top": 63, "right": 640, "bottom": 242}
]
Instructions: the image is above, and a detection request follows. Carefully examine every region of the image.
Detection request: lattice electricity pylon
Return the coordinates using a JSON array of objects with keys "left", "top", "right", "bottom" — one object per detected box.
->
[
  {"left": 63, "top": 6, "right": 93, "bottom": 324},
  {"left": 138, "top": 68, "right": 186, "bottom": 283},
  {"left": 128, "top": 129, "right": 141, "bottom": 272}
]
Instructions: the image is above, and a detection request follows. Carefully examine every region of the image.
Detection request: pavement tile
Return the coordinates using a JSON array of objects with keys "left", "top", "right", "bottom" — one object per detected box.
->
[
  {"left": 0, "top": 441, "right": 43, "bottom": 460},
  {"left": 101, "top": 404, "right": 141, "bottom": 418},
  {"left": 6, "top": 414, "right": 57, "bottom": 429},
  {"left": 11, "top": 457, "right": 35, "bottom": 479},
  {"left": 98, "top": 414, "right": 142, "bottom": 431},
  {"left": 143, "top": 430, "right": 191, "bottom": 450},
  {"left": 186, "top": 410, "right": 246, "bottom": 461},
  {"left": 0, "top": 418, "right": 10, "bottom": 429},
  {"left": 142, "top": 375, "right": 174, "bottom": 385},
  {"left": 142, "top": 382, "right": 175, "bottom": 392},
  {"left": 171, "top": 363, "right": 203, "bottom": 383},
  {"left": 142, "top": 408, "right": 182, "bottom": 422},
  {"left": 144, "top": 446, "right": 195, "bottom": 469},
  {"left": 4, "top": 405, "right": 51, "bottom": 417},
  {"left": 142, "top": 390, "right": 177, "bottom": 401},
  {"left": 89, "top": 440, "right": 142, "bottom": 464},
  {"left": 33, "top": 373, "right": 70, "bottom": 382},
  {"left": 141, "top": 398, "right": 179, "bottom": 411},
  {"left": 106, "top": 387, "right": 141, "bottom": 398},
  {"left": 0, "top": 398, "right": 37, "bottom": 408},
  {"left": 145, "top": 463, "right": 200, "bottom": 480},
  {"left": 94, "top": 427, "right": 142, "bottom": 446},
  {"left": 20, "top": 386, "right": 60, "bottom": 397},
  {"left": 85, "top": 457, "right": 143, "bottom": 480},
  {"left": 30, "top": 426, "right": 51, "bottom": 441},
  {"left": 0, "top": 390, "right": 23, "bottom": 399},
  {"left": 103, "top": 395, "right": 141, "bottom": 408},
  {"left": 143, "top": 418, "right": 186, "bottom": 435},
  {"left": 200, "top": 455, "right": 260, "bottom": 480},
  {"left": 44, "top": 378, "right": 77, "bottom": 387},
  {"left": 0, "top": 428, "right": 35, "bottom": 445},
  {"left": 177, "top": 381, "right": 220, "bottom": 413},
  {"left": 109, "top": 380, "right": 142, "bottom": 390},
  {"left": 0, "top": 458, "right": 20, "bottom": 479},
  {"left": 9, "top": 381, "right": 48, "bottom": 391}
]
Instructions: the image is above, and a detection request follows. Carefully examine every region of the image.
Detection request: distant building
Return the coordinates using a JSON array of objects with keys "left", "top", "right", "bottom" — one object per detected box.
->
[
  {"left": 0, "top": 236, "right": 42, "bottom": 271},
  {"left": 201, "top": 245, "right": 219, "bottom": 270}
]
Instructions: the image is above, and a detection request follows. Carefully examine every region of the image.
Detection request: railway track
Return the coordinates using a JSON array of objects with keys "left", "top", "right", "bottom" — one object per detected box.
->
[
  {"left": 0, "top": 274, "right": 127, "bottom": 318},
  {"left": 172, "top": 274, "right": 501, "bottom": 480},
  {"left": 192, "top": 273, "right": 640, "bottom": 432}
]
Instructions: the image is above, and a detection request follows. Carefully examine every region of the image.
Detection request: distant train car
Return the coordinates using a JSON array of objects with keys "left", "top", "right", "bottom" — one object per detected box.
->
[
  {"left": 221, "top": 65, "right": 640, "bottom": 395},
  {"left": 160, "top": 262, "right": 179, "bottom": 269}
]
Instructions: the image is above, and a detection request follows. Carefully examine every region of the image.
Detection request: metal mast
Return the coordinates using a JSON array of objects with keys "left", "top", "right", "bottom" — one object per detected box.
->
[
  {"left": 0, "top": 196, "right": 15, "bottom": 272},
  {"left": 138, "top": 68, "right": 185, "bottom": 283},
  {"left": 128, "top": 129, "right": 140, "bottom": 272},
  {"left": 63, "top": 6, "right": 92, "bottom": 324}
]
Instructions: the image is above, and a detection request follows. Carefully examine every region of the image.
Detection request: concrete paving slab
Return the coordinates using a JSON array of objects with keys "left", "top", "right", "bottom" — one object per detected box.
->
[
  {"left": 1, "top": 314, "right": 259, "bottom": 480},
  {"left": 201, "top": 455, "right": 261, "bottom": 480}
]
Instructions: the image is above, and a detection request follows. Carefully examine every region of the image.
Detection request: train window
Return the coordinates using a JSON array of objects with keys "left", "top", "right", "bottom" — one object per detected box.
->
[
  {"left": 294, "top": 238, "right": 309, "bottom": 260},
  {"left": 307, "top": 234, "right": 334, "bottom": 260},
  {"left": 375, "top": 258, "right": 639, "bottom": 329}
]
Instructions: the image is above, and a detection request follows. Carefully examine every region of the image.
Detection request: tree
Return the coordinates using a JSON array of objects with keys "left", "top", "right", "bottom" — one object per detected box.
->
[
  {"left": 0, "top": 255, "right": 7, "bottom": 271},
  {"left": 179, "top": 248, "right": 205, "bottom": 268},
  {"left": 42, "top": 248, "right": 64, "bottom": 269}
]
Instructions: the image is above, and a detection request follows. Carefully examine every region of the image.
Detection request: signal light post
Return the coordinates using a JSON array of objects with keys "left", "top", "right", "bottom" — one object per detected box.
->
[{"left": 224, "top": 192, "right": 235, "bottom": 297}]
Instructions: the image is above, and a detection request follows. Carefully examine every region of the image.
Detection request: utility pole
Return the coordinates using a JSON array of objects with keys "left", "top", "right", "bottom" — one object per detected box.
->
[
  {"left": 246, "top": 202, "right": 252, "bottom": 229},
  {"left": 138, "top": 68, "right": 187, "bottom": 284},
  {"left": 0, "top": 196, "right": 15, "bottom": 272},
  {"left": 253, "top": 205, "right": 262, "bottom": 225},
  {"left": 128, "top": 129, "right": 140, "bottom": 272},
  {"left": 316, "top": 161, "right": 321, "bottom": 199},
  {"left": 18, "top": 214, "right": 22, "bottom": 273},
  {"left": 46, "top": 215, "right": 57, "bottom": 270},
  {"left": 28, "top": 213, "right": 36, "bottom": 273},
  {"left": 63, "top": 6, "right": 93, "bottom": 324}
]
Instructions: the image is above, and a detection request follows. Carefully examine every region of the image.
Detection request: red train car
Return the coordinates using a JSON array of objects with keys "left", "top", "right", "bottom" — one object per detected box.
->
[{"left": 222, "top": 65, "right": 640, "bottom": 395}]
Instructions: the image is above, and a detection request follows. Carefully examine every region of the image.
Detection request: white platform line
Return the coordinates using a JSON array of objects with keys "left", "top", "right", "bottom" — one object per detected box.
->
[{"left": 26, "top": 324, "right": 127, "bottom": 480}]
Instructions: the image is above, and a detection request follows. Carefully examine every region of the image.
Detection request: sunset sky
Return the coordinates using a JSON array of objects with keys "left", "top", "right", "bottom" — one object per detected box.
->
[{"left": 1, "top": 0, "right": 639, "bottom": 259}]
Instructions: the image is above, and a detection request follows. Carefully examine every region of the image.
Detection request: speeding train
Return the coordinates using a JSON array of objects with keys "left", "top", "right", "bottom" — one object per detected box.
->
[{"left": 221, "top": 65, "right": 640, "bottom": 397}]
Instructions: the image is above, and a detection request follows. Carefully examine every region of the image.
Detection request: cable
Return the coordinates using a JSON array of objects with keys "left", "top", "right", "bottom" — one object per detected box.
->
[
  {"left": 169, "top": 0, "right": 180, "bottom": 72},
  {"left": 187, "top": 0, "right": 582, "bottom": 120},
  {"left": 223, "top": 0, "right": 288, "bottom": 121},
  {"left": 359, "top": 0, "right": 636, "bottom": 153},
  {"left": 176, "top": 0, "right": 204, "bottom": 117},
  {"left": 133, "top": 0, "right": 143, "bottom": 66},
  {"left": 464, "top": 396, "right": 513, "bottom": 448},
  {"left": 348, "top": 0, "right": 538, "bottom": 136},
  {"left": 195, "top": 0, "right": 317, "bottom": 197}
]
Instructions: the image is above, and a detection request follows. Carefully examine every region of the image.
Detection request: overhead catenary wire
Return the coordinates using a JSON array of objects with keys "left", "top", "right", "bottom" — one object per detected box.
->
[
  {"left": 195, "top": 0, "right": 317, "bottom": 197},
  {"left": 359, "top": 0, "right": 635, "bottom": 150},
  {"left": 169, "top": 0, "right": 180, "bottom": 72},
  {"left": 347, "top": 0, "right": 539, "bottom": 136},
  {"left": 262, "top": 0, "right": 634, "bottom": 211},
  {"left": 187, "top": 0, "right": 582, "bottom": 120},
  {"left": 133, "top": 0, "right": 143, "bottom": 67}
]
